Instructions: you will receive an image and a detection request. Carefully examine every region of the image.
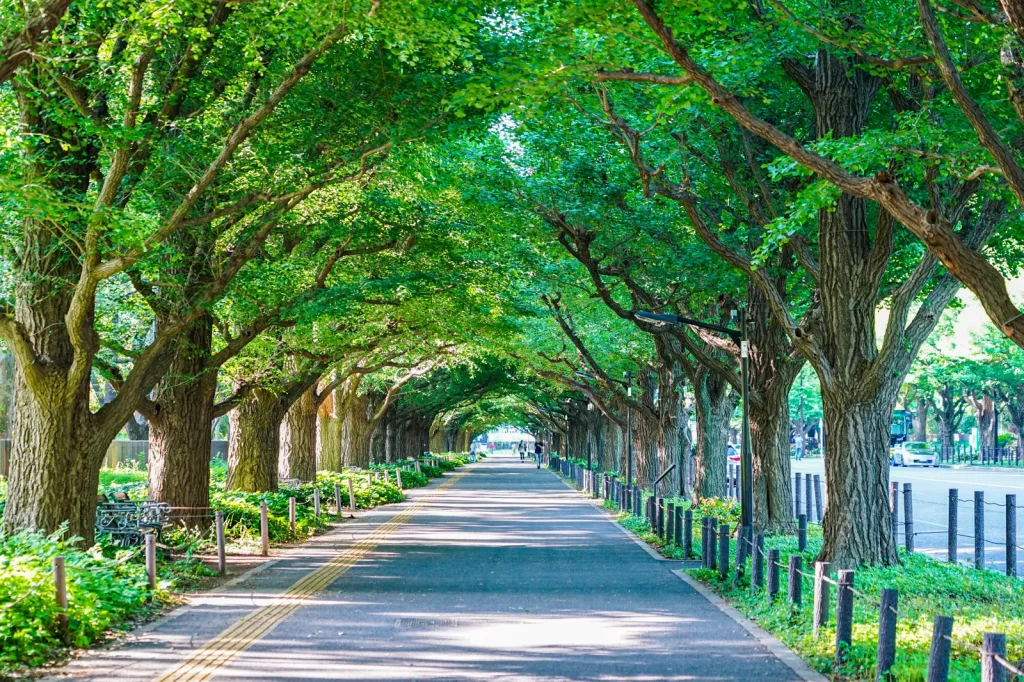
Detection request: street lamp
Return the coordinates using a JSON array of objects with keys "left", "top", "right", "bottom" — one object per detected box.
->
[
  {"left": 586, "top": 401, "right": 594, "bottom": 469},
  {"left": 635, "top": 309, "right": 754, "bottom": 533}
]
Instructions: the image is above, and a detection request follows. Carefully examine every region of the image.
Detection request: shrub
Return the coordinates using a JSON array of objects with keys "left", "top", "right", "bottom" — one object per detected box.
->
[{"left": 0, "top": 529, "right": 166, "bottom": 673}]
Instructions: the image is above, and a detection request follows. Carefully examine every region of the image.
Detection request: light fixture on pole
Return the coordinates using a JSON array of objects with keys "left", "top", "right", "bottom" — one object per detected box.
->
[{"left": 635, "top": 309, "right": 753, "bottom": 532}]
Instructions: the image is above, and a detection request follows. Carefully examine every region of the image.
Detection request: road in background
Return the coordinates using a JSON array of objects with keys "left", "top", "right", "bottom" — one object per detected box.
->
[{"left": 791, "top": 459, "right": 1022, "bottom": 573}]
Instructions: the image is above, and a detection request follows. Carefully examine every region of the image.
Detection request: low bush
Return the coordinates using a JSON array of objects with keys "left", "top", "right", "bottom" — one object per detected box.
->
[{"left": 0, "top": 528, "right": 167, "bottom": 674}]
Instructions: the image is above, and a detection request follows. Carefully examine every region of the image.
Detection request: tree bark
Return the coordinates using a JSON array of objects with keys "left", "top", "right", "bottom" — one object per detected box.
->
[
  {"left": 280, "top": 385, "right": 317, "bottom": 482},
  {"left": 692, "top": 371, "right": 736, "bottom": 500},
  {"left": 969, "top": 392, "right": 996, "bottom": 449},
  {"left": 147, "top": 316, "right": 217, "bottom": 522},
  {"left": 913, "top": 397, "right": 929, "bottom": 441},
  {"left": 226, "top": 388, "right": 284, "bottom": 492},
  {"left": 338, "top": 381, "right": 374, "bottom": 468},
  {"left": 819, "top": 392, "right": 899, "bottom": 566}
]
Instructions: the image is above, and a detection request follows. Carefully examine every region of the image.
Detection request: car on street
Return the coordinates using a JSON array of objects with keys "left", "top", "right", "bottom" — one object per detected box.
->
[
  {"left": 727, "top": 444, "right": 739, "bottom": 464},
  {"left": 890, "top": 441, "right": 938, "bottom": 467}
]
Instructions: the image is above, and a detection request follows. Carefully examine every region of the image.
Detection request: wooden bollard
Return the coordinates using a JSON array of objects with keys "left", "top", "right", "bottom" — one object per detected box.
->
[
  {"left": 708, "top": 518, "right": 718, "bottom": 570},
  {"left": 657, "top": 499, "right": 665, "bottom": 539},
  {"left": 813, "top": 561, "right": 830, "bottom": 636},
  {"left": 674, "top": 506, "right": 684, "bottom": 548},
  {"left": 981, "top": 632, "right": 1008, "bottom": 682},
  {"left": 766, "top": 548, "right": 780, "bottom": 599},
  {"left": 835, "top": 570, "right": 855, "bottom": 666},
  {"left": 145, "top": 533, "right": 157, "bottom": 590},
  {"left": 976, "top": 491, "right": 985, "bottom": 569},
  {"left": 701, "top": 517, "right": 710, "bottom": 568},
  {"left": 288, "top": 497, "right": 296, "bottom": 534},
  {"left": 260, "top": 501, "right": 269, "bottom": 556},
  {"left": 718, "top": 523, "right": 730, "bottom": 581},
  {"left": 798, "top": 514, "right": 807, "bottom": 552},
  {"left": 53, "top": 556, "right": 68, "bottom": 642},
  {"left": 396, "top": 468, "right": 403, "bottom": 490},
  {"left": 876, "top": 588, "right": 898, "bottom": 682},
  {"left": 215, "top": 511, "right": 226, "bottom": 577},
  {"left": 683, "top": 509, "right": 693, "bottom": 558},
  {"left": 948, "top": 488, "right": 958, "bottom": 563},
  {"left": 805, "top": 473, "right": 812, "bottom": 519},
  {"left": 334, "top": 483, "right": 343, "bottom": 516},
  {"left": 414, "top": 460, "right": 421, "bottom": 473},
  {"left": 384, "top": 469, "right": 390, "bottom": 484},
  {"left": 890, "top": 481, "right": 899, "bottom": 542},
  {"left": 794, "top": 472, "right": 802, "bottom": 519},
  {"left": 813, "top": 474, "right": 823, "bottom": 523},
  {"left": 347, "top": 478, "right": 356, "bottom": 511},
  {"left": 903, "top": 483, "right": 914, "bottom": 552},
  {"left": 926, "top": 615, "right": 953, "bottom": 682},
  {"left": 751, "top": 534, "right": 764, "bottom": 592},
  {"left": 788, "top": 555, "right": 802, "bottom": 607},
  {"left": 313, "top": 488, "right": 321, "bottom": 518},
  {"left": 666, "top": 502, "right": 675, "bottom": 542},
  {"left": 1007, "top": 495, "right": 1017, "bottom": 577}
]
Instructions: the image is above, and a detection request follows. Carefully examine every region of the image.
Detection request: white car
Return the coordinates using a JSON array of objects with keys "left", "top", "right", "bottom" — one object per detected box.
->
[{"left": 891, "top": 441, "right": 938, "bottom": 467}]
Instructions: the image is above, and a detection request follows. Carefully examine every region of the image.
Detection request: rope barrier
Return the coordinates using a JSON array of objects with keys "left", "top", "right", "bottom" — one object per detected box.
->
[
  {"left": 0, "top": 567, "right": 56, "bottom": 614},
  {"left": 943, "top": 634, "right": 1024, "bottom": 676}
]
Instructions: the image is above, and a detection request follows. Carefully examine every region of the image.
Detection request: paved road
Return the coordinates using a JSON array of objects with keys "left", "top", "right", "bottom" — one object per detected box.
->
[
  {"left": 52, "top": 453, "right": 812, "bottom": 682},
  {"left": 791, "top": 459, "right": 1023, "bottom": 572}
]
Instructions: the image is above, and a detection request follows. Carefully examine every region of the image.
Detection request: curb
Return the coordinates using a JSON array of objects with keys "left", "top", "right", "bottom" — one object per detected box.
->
[
  {"left": 673, "top": 570, "right": 828, "bottom": 682},
  {"left": 550, "top": 466, "right": 826, "bottom": 682}
]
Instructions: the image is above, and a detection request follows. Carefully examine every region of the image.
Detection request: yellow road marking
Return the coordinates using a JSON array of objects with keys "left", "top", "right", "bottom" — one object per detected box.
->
[{"left": 156, "top": 473, "right": 467, "bottom": 682}]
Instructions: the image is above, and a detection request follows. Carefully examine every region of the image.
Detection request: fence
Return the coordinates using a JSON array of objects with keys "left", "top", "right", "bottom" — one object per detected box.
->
[
  {"left": 936, "top": 444, "right": 1023, "bottom": 467},
  {"left": 0, "top": 439, "right": 229, "bottom": 477},
  {"left": 554, "top": 460, "right": 1022, "bottom": 681}
]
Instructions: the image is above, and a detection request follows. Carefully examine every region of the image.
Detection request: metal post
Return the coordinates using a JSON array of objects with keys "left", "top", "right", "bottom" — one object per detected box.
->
[
  {"left": 795, "top": 472, "right": 803, "bottom": 520},
  {"left": 813, "top": 561, "right": 830, "bottom": 637},
  {"left": 701, "top": 517, "right": 710, "bottom": 568},
  {"left": 1006, "top": 495, "right": 1016, "bottom": 578},
  {"left": 53, "top": 556, "right": 68, "bottom": 642},
  {"left": 215, "top": 511, "right": 226, "bottom": 577},
  {"left": 667, "top": 502, "right": 675, "bottom": 543},
  {"left": 626, "top": 373, "right": 633, "bottom": 492},
  {"left": 890, "top": 481, "right": 899, "bottom": 543},
  {"left": 260, "top": 501, "right": 269, "bottom": 556},
  {"left": 657, "top": 499, "right": 665, "bottom": 539},
  {"left": 805, "top": 473, "right": 812, "bottom": 520},
  {"left": 718, "top": 523, "right": 730, "bottom": 580},
  {"left": 813, "top": 474, "right": 823, "bottom": 523},
  {"left": 976, "top": 490, "right": 985, "bottom": 569},
  {"left": 835, "top": 570, "right": 855, "bottom": 667},
  {"left": 739, "top": 309, "right": 753, "bottom": 531},
  {"left": 903, "top": 483, "right": 914, "bottom": 553},
  {"left": 876, "top": 588, "right": 898, "bottom": 682},
  {"left": 926, "top": 615, "right": 953, "bottom": 682},
  {"left": 708, "top": 518, "right": 718, "bottom": 570},
  {"left": 948, "top": 488, "right": 958, "bottom": 563},
  {"left": 798, "top": 514, "right": 808, "bottom": 552}
]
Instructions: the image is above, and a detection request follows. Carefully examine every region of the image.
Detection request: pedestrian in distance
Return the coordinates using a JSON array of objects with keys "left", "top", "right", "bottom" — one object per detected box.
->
[
  {"left": 794, "top": 433, "right": 804, "bottom": 461},
  {"left": 519, "top": 440, "right": 525, "bottom": 462}
]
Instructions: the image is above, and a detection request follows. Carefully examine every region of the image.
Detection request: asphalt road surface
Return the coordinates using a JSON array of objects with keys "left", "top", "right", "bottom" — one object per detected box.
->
[
  {"left": 791, "top": 459, "right": 1023, "bottom": 573},
  {"left": 51, "top": 453, "right": 813, "bottom": 682}
]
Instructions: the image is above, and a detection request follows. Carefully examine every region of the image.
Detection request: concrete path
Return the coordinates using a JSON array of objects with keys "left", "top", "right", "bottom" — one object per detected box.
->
[{"left": 52, "top": 454, "right": 811, "bottom": 681}]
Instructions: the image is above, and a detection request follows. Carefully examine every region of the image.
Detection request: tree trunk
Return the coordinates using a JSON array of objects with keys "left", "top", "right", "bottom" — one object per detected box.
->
[
  {"left": 601, "top": 414, "right": 622, "bottom": 473},
  {"left": 339, "top": 385, "right": 374, "bottom": 468},
  {"left": 226, "top": 388, "right": 283, "bottom": 492},
  {"left": 280, "top": 385, "right": 317, "bottom": 482},
  {"left": 317, "top": 388, "right": 339, "bottom": 471},
  {"left": 124, "top": 413, "right": 149, "bottom": 440},
  {"left": 147, "top": 317, "right": 217, "bottom": 522},
  {"left": 655, "top": 417, "right": 681, "bottom": 497},
  {"left": 913, "top": 397, "right": 929, "bottom": 441},
  {"left": 819, "top": 392, "right": 899, "bottom": 566},
  {"left": 750, "top": 390, "right": 794, "bottom": 533},
  {"left": 692, "top": 371, "right": 736, "bottom": 499},
  {"left": 971, "top": 393, "right": 996, "bottom": 449}
]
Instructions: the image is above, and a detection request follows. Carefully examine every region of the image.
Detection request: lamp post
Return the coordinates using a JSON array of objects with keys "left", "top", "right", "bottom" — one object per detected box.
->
[{"left": 635, "top": 310, "right": 753, "bottom": 531}]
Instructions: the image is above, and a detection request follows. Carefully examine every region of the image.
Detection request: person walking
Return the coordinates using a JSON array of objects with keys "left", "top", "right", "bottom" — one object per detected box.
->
[
  {"left": 794, "top": 433, "right": 804, "bottom": 461},
  {"left": 519, "top": 440, "right": 526, "bottom": 462},
  {"left": 534, "top": 441, "right": 543, "bottom": 468}
]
